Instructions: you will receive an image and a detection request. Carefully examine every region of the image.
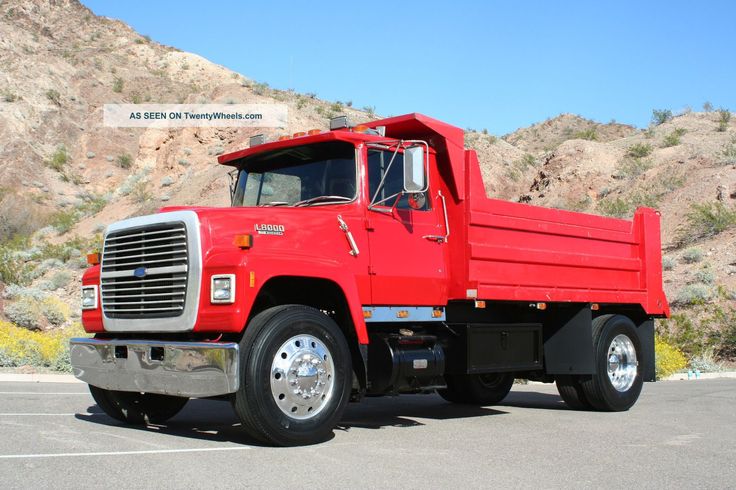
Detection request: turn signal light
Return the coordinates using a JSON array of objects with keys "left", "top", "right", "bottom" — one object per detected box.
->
[
  {"left": 234, "top": 234, "right": 253, "bottom": 249},
  {"left": 86, "top": 252, "right": 100, "bottom": 265}
]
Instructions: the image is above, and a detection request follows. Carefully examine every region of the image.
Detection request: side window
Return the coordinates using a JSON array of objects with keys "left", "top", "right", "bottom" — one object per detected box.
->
[{"left": 367, "top": 149, "right": 429, "bottom": 210}]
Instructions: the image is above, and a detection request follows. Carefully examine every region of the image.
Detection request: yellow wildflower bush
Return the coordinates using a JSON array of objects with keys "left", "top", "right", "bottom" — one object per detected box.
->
[
  {"left": 0, "top": 321, "right": 88, "bottom": 371},
  {"left": 655, "top": 334, "right": 688, "bottom": 380}
]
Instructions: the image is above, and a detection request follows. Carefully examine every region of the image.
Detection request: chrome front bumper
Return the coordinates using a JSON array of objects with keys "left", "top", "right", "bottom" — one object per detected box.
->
[{"left": 69, "top": 338, "right": 239, "bottom": 398}]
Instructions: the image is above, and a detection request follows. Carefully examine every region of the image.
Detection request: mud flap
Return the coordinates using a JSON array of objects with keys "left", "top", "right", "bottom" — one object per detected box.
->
[
  {"left": 638, "top": 319, "right": 656, "bottom": 382},
  {"left": 543, "top": 305, "right": 596, "bottom": 375}
]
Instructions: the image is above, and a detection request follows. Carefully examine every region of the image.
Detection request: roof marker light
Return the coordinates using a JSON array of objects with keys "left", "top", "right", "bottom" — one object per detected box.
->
[
  {"left": 249, "top": 134, "right": 266, "bottom": 147},
  {"left": 293, "top": 131, "right": 306, "bottom": 137},
  {"left": 329, "top": 115, "right": 350, "bottom": 130},
  {"left": 278, "top": 135, "right": 290, "bottom": 141}
]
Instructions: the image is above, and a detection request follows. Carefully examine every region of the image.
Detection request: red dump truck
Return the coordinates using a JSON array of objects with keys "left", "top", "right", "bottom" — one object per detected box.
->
[{"left": 71, "top": 113, "right": 669, "bottom": 446}]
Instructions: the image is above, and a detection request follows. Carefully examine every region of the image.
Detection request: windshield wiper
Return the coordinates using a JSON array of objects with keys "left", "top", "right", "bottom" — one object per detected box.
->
[
  {"left": 293, "top": 195, "right": 352, "bottom": 207},
  {"left": 258, "top": 201, "right": 289, "bottom": 207}
]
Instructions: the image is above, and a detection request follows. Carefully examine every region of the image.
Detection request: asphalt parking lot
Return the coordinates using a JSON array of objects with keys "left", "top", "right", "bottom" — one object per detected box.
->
[{"left": 0, "top": 378, "right": 734, "bottom": 489}]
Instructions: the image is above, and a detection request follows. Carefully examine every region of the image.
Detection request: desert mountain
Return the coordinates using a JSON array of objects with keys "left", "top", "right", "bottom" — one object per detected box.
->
[{"left": 1, "top": 0, "right": 735, "bottom": 357}]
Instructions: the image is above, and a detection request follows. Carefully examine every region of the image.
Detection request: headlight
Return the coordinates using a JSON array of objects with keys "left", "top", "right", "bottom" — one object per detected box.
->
[
  {"left": 81, "top": 286, "right": 98, "bottom": 310},
  {"left": 211, "top": 274, "right": 236, "bottom": 304}
]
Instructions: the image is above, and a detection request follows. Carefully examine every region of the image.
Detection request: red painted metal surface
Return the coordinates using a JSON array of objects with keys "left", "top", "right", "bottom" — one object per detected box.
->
[{"left": 81, "top": 113, "right": 669, "bottom": 339}]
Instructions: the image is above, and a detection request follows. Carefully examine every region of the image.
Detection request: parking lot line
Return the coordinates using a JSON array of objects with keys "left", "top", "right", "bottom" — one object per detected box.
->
[
  {"left": 0, "top": 413, "right": 88, "bottom": 416},
  {"left": 0, "top": 392, "right": 88, "bottom": 395},
  {"left": 0, "top": 446, "right": 251, "bottom": 460}
]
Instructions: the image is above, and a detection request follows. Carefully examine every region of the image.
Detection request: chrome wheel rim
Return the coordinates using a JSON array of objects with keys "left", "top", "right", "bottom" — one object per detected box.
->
[
  {"left": 270, "top": 334, "right": 334, "bottom": 420},
  {"left": 607, "top": 334, "right": 638, "bottom": 392}
]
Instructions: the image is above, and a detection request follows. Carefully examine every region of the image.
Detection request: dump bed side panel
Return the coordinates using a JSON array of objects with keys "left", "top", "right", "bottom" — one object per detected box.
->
[{"left": 462, "top": 150, "right": 669, "bottom": 316}]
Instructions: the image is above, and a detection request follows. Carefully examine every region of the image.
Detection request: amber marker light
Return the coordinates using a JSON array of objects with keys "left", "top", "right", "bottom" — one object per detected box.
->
[
  {"left": 352, "top": 124, "right": 368, "bottom": 133},
  {"left": 307, "top": 129, "right": 321, "bottom": 135},
  {"left": 432, "top": 308, "right": 444, "bottom": 317},
  {"left": 278, "top": 135, "right": 290, "bottom": 141},
  {"left": 363, "top": 310, "right": 373, "bottom": 319},
  {"left": 234, "top": 234, "right": 253, "bottom": 249},
  {"left": 396, "top": 310, "right": 409, "bottom": 319},
  {"left": 86, "top": 252, "right": 100, "bottom": 265},
  {"left": 591, "top": 303, "right": 600, "bottom": 311},
  {"left": 293, "top": 131, "right": 306, "bottom": 137}
]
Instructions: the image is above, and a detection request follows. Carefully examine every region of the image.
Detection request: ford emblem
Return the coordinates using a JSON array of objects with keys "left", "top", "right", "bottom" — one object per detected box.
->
[{"left": 133, "top": 267, "right": 147, "bottom": 278}]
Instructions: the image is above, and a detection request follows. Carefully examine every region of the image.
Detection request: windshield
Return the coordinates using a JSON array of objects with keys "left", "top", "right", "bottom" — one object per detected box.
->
[{"left": 232, "top": 141, "right": 356, "bottom": 207}]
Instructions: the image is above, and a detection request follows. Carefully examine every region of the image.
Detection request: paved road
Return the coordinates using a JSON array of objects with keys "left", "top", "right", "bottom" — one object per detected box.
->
[{"left": 0, "top": 379, "right": 734, "bottom": 489}]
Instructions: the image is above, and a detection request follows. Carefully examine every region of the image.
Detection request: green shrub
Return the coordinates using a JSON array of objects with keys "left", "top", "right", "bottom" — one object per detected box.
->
[
  {"left": 130, "top": 181, "right": 151, "bottom": 203},
  {"left": 662, "top": 128, "right": 686, "bottom": 147},
  {"left": 573, "top": 128, "right": 598, "bottom": 141},
  {"left": 46, "top": 146, "right": 69, "bottom": 171},
  {"left": 681, "top": 202, "right": 736, "bottom": 243},
  {"left": 49, "top": 270, "right": 72, "bottom": 290},
  {"left": 116, "top": 153, "right": 133, "bottom": 168},
  {"left": 654, "top": 335, "right": 687, "bottom": 379},
  {"left": 651, "top": 109, "right": 673, "bottom": 126},
  {"left": 615, "top": 157, "right": 653, "bottom": 178},
  {"left": 39, "top": 297, "right": 69, "bottom": 327},
  {"left": 694, "top": 266, "right": 715, "bottom": 285},
  {"left": 681, "top": 247, "right": 703, "bottom": 263},
  {"left": 662, "top": 256, "right": 676, "bottom": 271},
  {"left": 689, "top": 349, "right": 723, "bottom": 373},
  {"left": 722, "top": 138, "right": 736, "bottom": 163},
  {"left": 597, "top": 197, "right": 632, "bottom": 218},
  {"left": 45, "top": 89, "right": 61, "bottom": 105},
  {"left": 703, "top": 101, "right": 714, "bottom": 112},
  {"left": 0, "top": 253, "right": 31, "bottom": 285},
  {"left": 112, "top": 77, "right": 124, "bottom": 93},
  {"left": 627, "top": 143, "right": 653, "bottom": 158},
  {"left": 4, "top": 297, "right": 42, "bottom": 329},
  {"left": 717, "top": 108, "right": 731, "bottom": 132},
  {"left": 674, "top": 284, "right": 712, "bottom": 305},
  {"left": 49, "top": 210, "right": 78, "bottom": 234}
]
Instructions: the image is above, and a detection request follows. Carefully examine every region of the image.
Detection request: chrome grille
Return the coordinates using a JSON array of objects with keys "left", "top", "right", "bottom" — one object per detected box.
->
[{"left": 101, "top": 222, "right": 188, "bottom": 319}]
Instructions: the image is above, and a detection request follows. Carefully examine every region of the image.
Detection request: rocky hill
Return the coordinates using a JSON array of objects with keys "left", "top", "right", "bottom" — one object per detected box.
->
[{"left": 1, "top": 0, "right": 734, "bottom": 362}]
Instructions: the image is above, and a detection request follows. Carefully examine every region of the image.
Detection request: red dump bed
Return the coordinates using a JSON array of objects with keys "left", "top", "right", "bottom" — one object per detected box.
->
[{"left": 454, "top": 150, "right": 669, "bottom": 317}]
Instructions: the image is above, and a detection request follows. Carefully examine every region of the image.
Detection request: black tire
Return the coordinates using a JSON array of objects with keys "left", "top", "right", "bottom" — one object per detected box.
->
[
  {"left": 556, "top": 375, "right": 593, "bottom": 410},
  {"left": 89, "top": 385, "right": 188, "bottom": 424},
  {"left": 579, "top": 314, "right": 644, "bottom": 412},
  {"left": 438, "top": 372, "right": 515, "bottom": 405},
  {"left": 232, "top": 305, "right": 352, "bottom": 446}
]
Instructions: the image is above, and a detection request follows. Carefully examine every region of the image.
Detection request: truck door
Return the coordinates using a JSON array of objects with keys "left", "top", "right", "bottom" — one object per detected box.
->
[{"left": 365, "top": 146, "right": 448, "bottom": 305}]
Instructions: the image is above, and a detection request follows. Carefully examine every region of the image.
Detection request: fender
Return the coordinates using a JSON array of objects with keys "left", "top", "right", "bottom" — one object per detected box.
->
[{"left": 196, "top": 249, "right": 369, "bottom": 344}]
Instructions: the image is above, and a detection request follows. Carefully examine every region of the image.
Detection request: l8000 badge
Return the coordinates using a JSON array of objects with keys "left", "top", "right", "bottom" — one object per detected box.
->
[{"left": 254, "top": 224, "right": 285, "bottom": 236}]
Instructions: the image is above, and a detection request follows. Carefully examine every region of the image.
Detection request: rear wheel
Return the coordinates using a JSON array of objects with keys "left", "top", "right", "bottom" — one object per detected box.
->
[
  {"left": 438, "top": 372, "right": 515, "bottom": 405},
  {"left": 556, "top": 375, "right": 593, "bottom": 410},
  {"left": 89, "top": 385, "right": 188, "bottom": 424},
  {"left": 580, "top": 314, "right": 643, "bottom": 411},
  {"left": 232, "top": 305, "right": 352, "bottom": 446}
]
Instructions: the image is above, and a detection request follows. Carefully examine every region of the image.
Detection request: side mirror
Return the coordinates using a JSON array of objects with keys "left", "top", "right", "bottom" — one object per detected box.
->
[{"left": 403, "top": 146, "right": 426, "bottom": 193}]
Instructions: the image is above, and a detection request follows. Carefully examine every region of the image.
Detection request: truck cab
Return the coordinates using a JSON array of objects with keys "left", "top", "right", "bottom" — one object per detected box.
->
[{"left": 71, "top": 113, "right": 668, "bottom": 446}]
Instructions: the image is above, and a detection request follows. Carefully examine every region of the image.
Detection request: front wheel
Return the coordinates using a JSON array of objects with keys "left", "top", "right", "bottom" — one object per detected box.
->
[
  {"left": 438, "top": 372, "right": 515, "bottom": 405},
  {"left": 89, "top": 385, "right": 188, "bottom": 424},
  {"left": 579, "top": 314, "right": 644, "bottom": 411},
  {"left": 232, "top": 305, "right": 352, "bottom": 446}
]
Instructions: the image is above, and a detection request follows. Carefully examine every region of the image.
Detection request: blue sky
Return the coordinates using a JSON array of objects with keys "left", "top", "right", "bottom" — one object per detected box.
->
[{"left": 82, "top": 0, "right": 736, "bottom": 135}]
